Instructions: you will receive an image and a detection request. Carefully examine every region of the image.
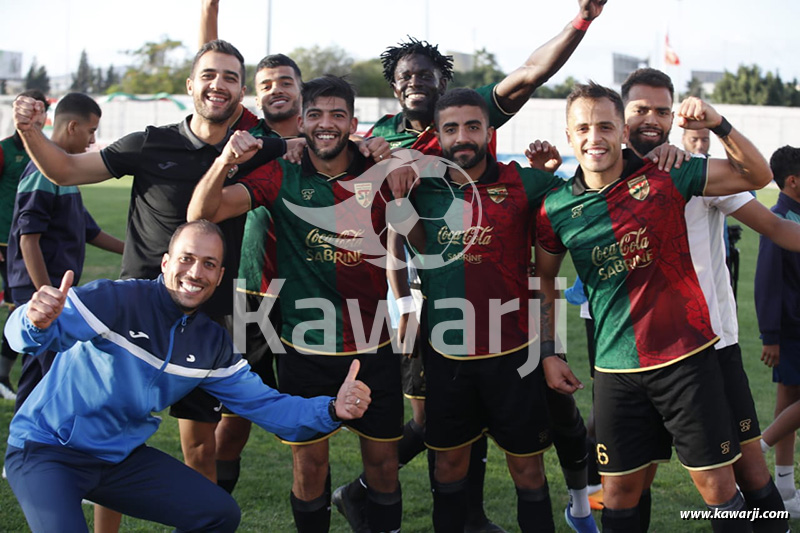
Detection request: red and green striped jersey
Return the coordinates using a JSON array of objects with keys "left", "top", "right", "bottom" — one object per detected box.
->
[
  {"left": 237, "top": 119, "right": 283, "bottom": 297},
  {"left": 368, "top": 84, "right": 510, "bottom": 156},
  {"left": 536, "top": 151, "right": 718, "bottom": 372},
  {"left": 238, "top": 146, "right": 392, "bottom": 355},
  {"left": 412, "top": 158, "right": 562, "bottom": 359}
]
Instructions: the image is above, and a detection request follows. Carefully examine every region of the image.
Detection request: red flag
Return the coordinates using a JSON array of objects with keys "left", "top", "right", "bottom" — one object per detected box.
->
[{"left": 665, "top": 34, "right": 680, "bottom": 66}]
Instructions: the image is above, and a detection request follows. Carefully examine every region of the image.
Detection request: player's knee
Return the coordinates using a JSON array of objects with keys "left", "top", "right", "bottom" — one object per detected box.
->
[{"left": 207, "top": 496, "right": 241, "bottom": 532}]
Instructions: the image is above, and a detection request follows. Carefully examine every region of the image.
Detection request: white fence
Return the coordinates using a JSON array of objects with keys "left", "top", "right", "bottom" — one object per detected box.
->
[{"left": 2, "top": 94, "right": 800, "bottom": 160}]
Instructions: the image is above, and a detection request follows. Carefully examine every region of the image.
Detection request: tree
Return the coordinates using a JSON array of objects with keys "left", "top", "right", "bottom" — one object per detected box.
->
[
  {"left": 72, "top": 49, "right": 94, "bottom": 92},
  {"left": 681, "top": 77, "right": 704, "bottom": 100},
  {"left": 115, "top": 37, "right": 191, "bottom": 94},
  {"left": 452, "top": 48, "right": 505, "bottom": 88},
  {"left": 532, "top": 76, "right": 578, "bottom": 99},
  {"left": 104, "top": 66, "right": 120, "bottom": 92},
  {"left": 350, "top": 58, "right": 393, "bottom": 97},
  {"left": 25, "top": 59, "right": 50, "bottom": 94},
  {"left": 289, "top": 44, "right": 354, "bottom": 80},
  {"left": 711, "top": 64, "right": 800, "bottom": 106}
]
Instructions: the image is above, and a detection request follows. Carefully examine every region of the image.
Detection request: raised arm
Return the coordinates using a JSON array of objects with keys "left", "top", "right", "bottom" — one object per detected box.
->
[
  {"left": 188, "top": 130, "right": 260, "bottom": 222},
  {"left": 198, "top": 0, "right": 219, "bottom": 48},
  {"left": 494, "top": 0, "right": 606, "bottom": 113},
  {"left": 677, "top": 98, "right": 772, "bottom": 196},
  {"left": 13, "top": 97, "right": 112, "bottom": 186}
]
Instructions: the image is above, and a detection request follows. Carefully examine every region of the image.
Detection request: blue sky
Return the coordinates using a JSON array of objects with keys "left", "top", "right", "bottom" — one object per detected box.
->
[{"left": 1, "top": 0, "right": 797, "bottom": 94}]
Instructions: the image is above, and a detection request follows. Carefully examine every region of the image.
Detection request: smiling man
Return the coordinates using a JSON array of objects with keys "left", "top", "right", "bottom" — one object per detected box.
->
[
  {"left": 536, "top": 82, "right": 772, "bottom": 533},
  {"left": 3, "top": 220, "right": 371, "bottom": 533},
  {"left": 12, "top": 39, "right": 290, "bottom": 485},
  {"left": 188, "top": 76, "right": 404, "bottom": 533}
]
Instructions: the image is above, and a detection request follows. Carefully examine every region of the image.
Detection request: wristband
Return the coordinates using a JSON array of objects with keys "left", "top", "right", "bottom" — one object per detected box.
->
[
  {"left": 396, "top": 296, "right": 417, "bottom": 315},
  {"left": 540, "top": 340, "right": 557, "bottom": 359},
  {"left": 328, "top": 398, "right": 341, "bottom": 423},
  {"left": 710, "top": 116, "right": 732, "bottom": 138},
  {"left": 226, "top": 164, "right": 239, "bottom": 179},
  {"left": 572, "top": 14, "right": 592, "bottom": 32}
]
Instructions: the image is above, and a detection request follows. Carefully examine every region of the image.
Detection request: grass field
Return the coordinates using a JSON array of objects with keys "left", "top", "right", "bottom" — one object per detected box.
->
[{"left": 0, "top": 181, "right": 789, "bottom": 532}]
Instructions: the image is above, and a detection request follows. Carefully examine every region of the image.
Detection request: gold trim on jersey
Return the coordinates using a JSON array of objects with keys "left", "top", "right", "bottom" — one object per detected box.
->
[
  {"left": 281, "top": 336, "right": 395, "bottom": 356},
  {"left": 594, "top": 336, "right": 719, "bottom": 374},
  {"left": 234, "top": 287, "right": 279, "bottom": 298},
  {"left": 492, "top": 437, "right": 553, "bottom": 458},
  {"left": 740, "top": 435, "right": 763, "bottom": 446},
  {"left": 491, "top": 86, "right": 516, "bottom": 117},
  {"left": 430, "top": 335, "right": 538, "bottom": 361},
  {"left": 403, "top": 393, "right": 426, "bottom": 401}
]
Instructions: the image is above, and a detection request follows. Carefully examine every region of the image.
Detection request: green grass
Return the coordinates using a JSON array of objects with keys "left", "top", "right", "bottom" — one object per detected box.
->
[{"left": 0, "top": 184, "right": 789, "bottom": 531}]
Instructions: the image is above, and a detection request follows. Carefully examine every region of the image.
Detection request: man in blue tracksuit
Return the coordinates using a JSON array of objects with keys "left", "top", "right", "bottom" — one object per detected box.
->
[{"left": 3, "top": 220, "right": 372, "bottom": 533}]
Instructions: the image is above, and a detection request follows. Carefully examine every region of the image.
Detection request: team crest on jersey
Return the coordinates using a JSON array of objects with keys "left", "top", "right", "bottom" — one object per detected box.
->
[
  {"left": 354, "top": 183, "right": 373, "bottom": 208},
  {"left": 301, "top": 189, "right": 315, "bottom": 200},
  {"left": 15, "top": 155, "right": 24, "bottom": 163},
  {"left": 487, "top": 185, "right": 508, "bottom": 204},
  {"left": 627, "top": 175, "right": 650, "bottom": 201},
  {"left": 571, "top": 205, "right": 584, "bottom": 218}
]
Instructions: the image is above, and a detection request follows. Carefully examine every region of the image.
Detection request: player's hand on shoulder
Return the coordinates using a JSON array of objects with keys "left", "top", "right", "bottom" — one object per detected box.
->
[
  {"left": 335, "top": 360, "right": 371, "bottom": 420},
  {"left": 677, "top": 97, "right": 723, "bottom": 131},
  {"left": 643, "top": 143, "right": 691, "bottom": 171},
  {"left": 525, "top": 140, "right": 562, "bottom": 173},
  {"left": 357, "top": 136, "right": 391, "bottom": 163},
  {"left": 282, "top": 137, "right": 307, "bottom": 164},
  {"left": 27, "top": 271, "right": 73, "bottom": 330}
]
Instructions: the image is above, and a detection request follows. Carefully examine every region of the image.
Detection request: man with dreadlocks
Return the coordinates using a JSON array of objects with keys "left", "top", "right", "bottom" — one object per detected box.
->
[{"left": 333, "top": 2, "right": 607, "bottom": 532}]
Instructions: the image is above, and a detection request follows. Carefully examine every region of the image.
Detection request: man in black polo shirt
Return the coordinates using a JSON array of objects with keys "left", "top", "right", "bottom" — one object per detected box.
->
[{"left": 12, "top": 40, "right": 287, "bottom": 488}]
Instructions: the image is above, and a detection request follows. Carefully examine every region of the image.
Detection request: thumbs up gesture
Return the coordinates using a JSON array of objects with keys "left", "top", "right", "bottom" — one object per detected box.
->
[
  {"left": 26, "top": 270, "right": 74, "bottom": 330},
  {"left": 334, "top": 359, "right": 371, "bottom": 420}
]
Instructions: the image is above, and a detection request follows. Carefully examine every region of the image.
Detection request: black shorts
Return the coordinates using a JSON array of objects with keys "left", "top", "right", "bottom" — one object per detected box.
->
[
  {"left": 424, "top": 348, "right": 552, "bottom": 456},
  {"left": 276, "top": 342, "right": 403, "bottom": 444},
  {"left": 221, "top": 294, "right": 280, "bottom": 416},
  {"left": 594, "top": 348, "right": 740, "bottom": 475},
  {"left": 717, "top": 343, "right": 761, "bottom": 443}
]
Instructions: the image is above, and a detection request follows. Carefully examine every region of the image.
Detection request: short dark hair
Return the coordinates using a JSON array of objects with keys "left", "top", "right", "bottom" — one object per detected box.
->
[
  {"left": 256, "top": 53, "right": 302, "bottom": 82},
  {"left": 191, "top": 40, "right": 246, "bottom": 86},
  {"left": 54, "top": 93, "right": 102, "bottom": 122},
  {"left": 18, "top": 89, "right": 50, "bottom": 112},
  {"left": 302, "top": 75, "right": 356, "bottom": 116},
  {"left": 434, "top": 88, "right": 490, "bottom": 127},
  {"left": 169, "top": 220, "right": 226, "bottom": 259},
  {"left": 621, "top": 68, "right": 674, "bottom": 104},
  {"left": 769, "top": 145, "right": 800, "bottom": 189},
  {"left": 381, "top": 37, "right": 454, "bottom": 84},
  {"left": 566, "top": 82, "right": 625, "bottom": 123}
]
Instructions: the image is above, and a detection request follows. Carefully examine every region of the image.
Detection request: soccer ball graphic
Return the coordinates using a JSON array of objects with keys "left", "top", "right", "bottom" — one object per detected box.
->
[{"left": 380, "top": 149, "right": 482, "bottom": 270}]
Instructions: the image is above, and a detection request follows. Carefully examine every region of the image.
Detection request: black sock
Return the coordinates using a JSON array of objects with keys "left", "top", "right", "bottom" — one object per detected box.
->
[
  {"left": 743, "top": 478, "right": 788, "bottom": 533},
  {"left": 290, "top": 491, "right": 330, "bottom": 533},
  {"left": 432, "top": 477, "right": 468, "bottom": 533},
  {"left": 466, "top": 435, "right": 488, "bottom": 523},
  {"left": 398, "top": 419, "right": 426, "bottom": 468},
  {"left": 601, "top": 506, "right": 641, "bottom": 533},
  {"left": 216, "top": 458, "right": 240, "bottom": 494},
  {"left": 516, "top": 483, "right": 555, "bottom": 533},
  {"left": 708, "top": 492, "right": 751, "bottom": 533},
  {"left": 366, "top": 484, "right": 402, "bottom": 532},
  {"left": 638, "top": 489, "right": 651, "bottom": 532}
]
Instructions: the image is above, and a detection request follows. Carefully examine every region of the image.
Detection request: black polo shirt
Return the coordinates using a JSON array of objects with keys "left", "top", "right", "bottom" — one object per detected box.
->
[{"left": 100, "top": 116, "right": 285, "bottom": 315}]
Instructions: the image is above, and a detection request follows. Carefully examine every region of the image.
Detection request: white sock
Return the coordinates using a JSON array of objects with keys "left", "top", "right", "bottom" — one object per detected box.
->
[
  {"left": 761, "top": 439, "right": 771, "bottom": 454},
  {"left": 775, "top": 464, "right": 796, "bottom": 499},
  {"left": 568, "top": 487, "right": 590, "bottom": 518}
]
